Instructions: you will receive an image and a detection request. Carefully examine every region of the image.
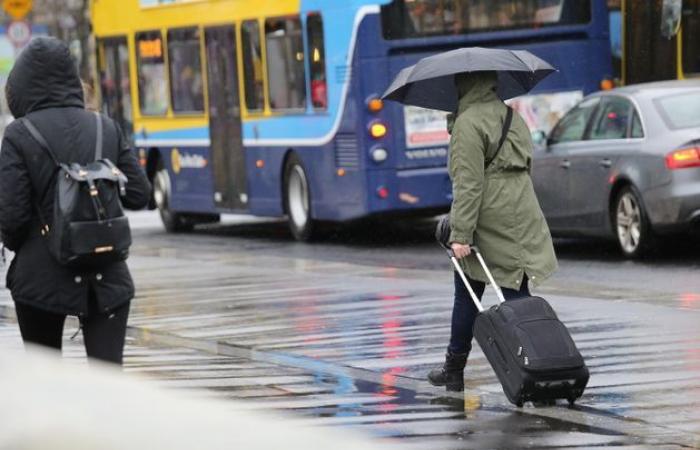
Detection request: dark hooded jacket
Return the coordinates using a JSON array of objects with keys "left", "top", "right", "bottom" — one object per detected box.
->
[{"left": 0, "top": 37, "right": 151, "bottom": 316}]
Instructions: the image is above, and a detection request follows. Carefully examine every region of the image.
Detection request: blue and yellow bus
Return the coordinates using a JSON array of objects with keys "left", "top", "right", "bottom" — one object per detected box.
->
[{"left": 92, "top": 0, "right": 613, "bottom": 240}]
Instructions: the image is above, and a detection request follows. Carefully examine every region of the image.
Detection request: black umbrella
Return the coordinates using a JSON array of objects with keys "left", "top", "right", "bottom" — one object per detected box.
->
[{"left": 382, "top": 47, "right": 556, "bottom": 112}]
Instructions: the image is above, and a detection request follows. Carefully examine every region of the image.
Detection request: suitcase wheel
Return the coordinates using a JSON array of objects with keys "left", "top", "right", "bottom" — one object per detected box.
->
[
  {"left": 515, "top": 400, "right": 524, "bottom": 408},
  {"left": 567, "top": 397, "right": 576, "bottom": 407}
]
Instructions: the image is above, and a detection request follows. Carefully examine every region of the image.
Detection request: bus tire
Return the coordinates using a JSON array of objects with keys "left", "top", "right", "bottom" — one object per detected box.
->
[
  {"left": 284, "top": 154, "right": 316, "bottom": 241},
  {"left": 153, "top": 162, "right": 194, "bottom": 233}
]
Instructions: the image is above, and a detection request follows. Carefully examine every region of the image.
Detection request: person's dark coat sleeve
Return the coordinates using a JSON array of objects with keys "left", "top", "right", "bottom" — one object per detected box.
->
[
  {"left": 114, "top": 123, "right": 151, "bottom": 210},
  {"left": 448, "top": 120, "right": 486, "bottom": 245},
  {"left": 0, "top": 136, "right": 34, "bottom": 251}
]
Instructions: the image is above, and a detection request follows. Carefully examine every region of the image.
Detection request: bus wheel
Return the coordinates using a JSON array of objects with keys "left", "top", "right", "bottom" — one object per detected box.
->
[
  {"left": 153, "top": 163, "right": 194, "bottom": 233},
  {"left": 284, "top": 155, "right": 316, "bottom": 241}
]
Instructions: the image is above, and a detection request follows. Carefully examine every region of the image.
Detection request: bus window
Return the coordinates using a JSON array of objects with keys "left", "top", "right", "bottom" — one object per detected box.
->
[
  {"left": 167, "top": 28, "right": 205, "bottom": 114},
  {"left": 241, "top": 20, "right": 265, "bottom": 112},
  {"left": 265, "top": 16, "right": 306, "bottom": 111},
  {"left": 307, "top": 13, "right": 327, "bottom": 110},
  {"left": 381, "top": 0, "right": 591, "bottom": 39},
  {"left": 136, "top": 31, "right": 169, "bottom": 116},
  {"left": 682, "top": 0, "right": 700, "bottom": 75},
  {"left": 98, "top": 37, "right": 133, "bottom": 139}
]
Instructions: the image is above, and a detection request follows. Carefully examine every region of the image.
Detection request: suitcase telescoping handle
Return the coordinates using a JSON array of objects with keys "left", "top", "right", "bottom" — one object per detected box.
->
[{"left": 446, "top": 245, "right": 506, "bottom": 312}]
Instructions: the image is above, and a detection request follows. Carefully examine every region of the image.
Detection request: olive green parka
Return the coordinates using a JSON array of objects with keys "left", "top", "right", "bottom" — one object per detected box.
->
[{"left": 448, "top": 72, "right": 557, "bottom": 289}]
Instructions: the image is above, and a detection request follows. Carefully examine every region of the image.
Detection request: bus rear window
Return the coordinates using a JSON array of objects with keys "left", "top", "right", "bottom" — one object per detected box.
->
[
  {"left": 381, "top": 0, "right": 591, "bottom": 40},
  {"left": 654, "top": 92, "right": 700, "bottom": 130}
]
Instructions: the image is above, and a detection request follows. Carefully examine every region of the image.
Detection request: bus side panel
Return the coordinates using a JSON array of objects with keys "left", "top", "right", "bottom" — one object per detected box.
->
[
  {"left": 244, "top": 142, "right": 368, "bottom": 222},
  {"left": 245, "top": 30, "right": 369, "bottom": 223},
  {"left": 161, "top": 145, "right": 219, "bottom": 214}
]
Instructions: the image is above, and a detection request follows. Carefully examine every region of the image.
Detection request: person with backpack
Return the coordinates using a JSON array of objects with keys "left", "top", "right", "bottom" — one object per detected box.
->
[
  {"left": 0, "top": 37, "right": 151, "bottom": 365},
  {"left": 427, "top": 71, "right": 558, "bottom": 391}
]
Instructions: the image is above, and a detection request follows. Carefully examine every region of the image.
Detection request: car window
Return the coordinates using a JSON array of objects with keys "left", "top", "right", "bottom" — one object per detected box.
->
[
  {"left": 630, "top": 110, "right": 644, "bottom": 138},
  {"left": 654, "top": 92, "right": 700, "bottom": 129},
  {"left": 548, "top": 97, "right": 600, "bottom": 145},
  {"left": 589, "top": 96, "right": 632, "bottom": 140}
]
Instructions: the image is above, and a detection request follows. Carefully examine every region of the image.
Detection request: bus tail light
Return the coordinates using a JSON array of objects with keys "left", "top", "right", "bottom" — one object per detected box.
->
[
  {"left": 600, "top": 78, "right": 615, "bottom": 90},
  {"left": 377, "top": 186, "right": 389, "bottom": 199},
  {"left": 369, "top": 122, "right": 387, "bottom": 139},
  {"left": 372, "top": 148, "right": 388, "bottom": 163},
  {"left": 367, "top": 98, "right": 384, "bottom": 113},
  {"left": 666, "top": 147, "right": 700, "bottom": 170}
]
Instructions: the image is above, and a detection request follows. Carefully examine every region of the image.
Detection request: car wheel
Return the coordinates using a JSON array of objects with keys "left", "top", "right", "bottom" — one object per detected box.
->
[
  {"left": 284, "top": 154, "right": 316, "bottom": 241},
  {"left": 614, "top": 186, "right": 653, "bottom": 258},
  {"left": 153, "top": 162, "right": 194, "bottom": 233}
]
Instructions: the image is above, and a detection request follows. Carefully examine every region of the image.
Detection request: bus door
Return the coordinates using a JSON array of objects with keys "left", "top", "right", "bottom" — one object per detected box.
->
[
  {"left": 97, "top": 37, "right": 134, "bottom": 141},
  {"left": 204, "top": 26, "right": 248, "bottom": 210},
  {"left": 623, "top": 0, "right": 679, "bottom": 84}
]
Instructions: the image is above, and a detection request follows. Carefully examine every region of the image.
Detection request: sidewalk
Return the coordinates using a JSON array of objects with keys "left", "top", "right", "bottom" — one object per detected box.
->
[{"left": 2, "top": 225, "right": 700, "bottom": 449}]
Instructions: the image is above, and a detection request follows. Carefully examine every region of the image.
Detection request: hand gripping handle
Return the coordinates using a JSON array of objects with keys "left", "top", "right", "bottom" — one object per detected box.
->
[{"left": 446, "top": 245, "right": 505, "bottom": 313}]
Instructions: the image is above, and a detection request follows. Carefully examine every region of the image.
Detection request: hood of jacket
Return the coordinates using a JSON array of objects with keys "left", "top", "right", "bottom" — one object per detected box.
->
[
  {"left": 448, "top": 71, "right": 499, "bottom": 134},
  {"left": 5, "top": 37, "right": 84, "bottom": 119}
]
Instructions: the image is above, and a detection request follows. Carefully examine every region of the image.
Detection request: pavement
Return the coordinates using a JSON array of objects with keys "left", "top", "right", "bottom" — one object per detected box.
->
[{"left": 2, "top": 211, "right": 700, "bottom": 449}]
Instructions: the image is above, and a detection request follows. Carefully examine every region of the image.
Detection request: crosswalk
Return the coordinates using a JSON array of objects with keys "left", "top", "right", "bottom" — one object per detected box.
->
[{"left": 1, "top": 228, "right": 699, "bottom": 449}]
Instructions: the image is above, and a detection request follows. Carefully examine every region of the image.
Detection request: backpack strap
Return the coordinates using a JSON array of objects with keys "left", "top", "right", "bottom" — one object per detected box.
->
[
  {"left": 485, "top": 107, "right": 514, "bottom": 170},
  {"left": 94, "top": 111, "right": 103, "bottom": 161},
  {"left": 20, "top": 118, "right": 58, "bottom": 236},
  {"left": 20, "top": 118, "right": 60, "bottom": 167}
]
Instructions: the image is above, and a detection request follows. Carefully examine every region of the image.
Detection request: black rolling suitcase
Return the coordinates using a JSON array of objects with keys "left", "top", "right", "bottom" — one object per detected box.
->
[{"left": 446, "top": 245, "right": 589, "bottom": 407}]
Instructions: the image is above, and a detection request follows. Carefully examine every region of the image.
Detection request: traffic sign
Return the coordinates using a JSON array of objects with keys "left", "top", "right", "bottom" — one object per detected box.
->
[
  {"left": 7, "top": 20, "right": 31, "bottom": 48},
  {"left": 3, "top": 0, "right": 33, "bottom": 20}
]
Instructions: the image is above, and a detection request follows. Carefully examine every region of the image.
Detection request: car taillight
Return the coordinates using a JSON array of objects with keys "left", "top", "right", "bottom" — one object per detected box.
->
[{"left": 666, "top": 147, "right": 700, "bottom": 170}]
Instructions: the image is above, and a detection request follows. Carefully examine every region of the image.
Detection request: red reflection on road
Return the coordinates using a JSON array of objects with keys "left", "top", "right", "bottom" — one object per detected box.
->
[{"left": 679, "top": 293, "right": 700, "bottom": 309}]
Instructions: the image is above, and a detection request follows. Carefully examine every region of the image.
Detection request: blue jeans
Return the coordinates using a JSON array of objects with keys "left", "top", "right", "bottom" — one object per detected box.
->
[{"left": 448, "top": 271, "right": 531, "bottom": 354}]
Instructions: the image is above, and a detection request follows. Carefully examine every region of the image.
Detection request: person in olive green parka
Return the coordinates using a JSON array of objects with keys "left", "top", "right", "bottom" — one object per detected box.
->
[{"left": 428, "top": 71, "right": 558, "bottom": 392}]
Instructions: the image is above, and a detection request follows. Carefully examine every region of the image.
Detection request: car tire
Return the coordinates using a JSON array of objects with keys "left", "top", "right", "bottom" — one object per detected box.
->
[
  {"left": 284, "top": 154, "right": 316, "bottom": 241},
  {"left": 613, "top": 186, "right": 654, "bottom": 258}
]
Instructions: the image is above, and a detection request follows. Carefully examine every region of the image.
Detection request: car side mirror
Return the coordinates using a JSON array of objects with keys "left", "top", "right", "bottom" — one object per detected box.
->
[{"left": 531, "top": 129, "right": 548, "bottom": 149}]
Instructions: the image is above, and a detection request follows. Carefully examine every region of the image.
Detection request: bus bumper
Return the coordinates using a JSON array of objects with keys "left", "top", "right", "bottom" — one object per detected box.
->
[{"left": 367, "top": 167, "right": 452, "bottom": 214}]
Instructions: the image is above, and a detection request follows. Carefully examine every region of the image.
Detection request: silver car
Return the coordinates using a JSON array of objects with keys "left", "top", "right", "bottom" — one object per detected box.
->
[{"left": 532, "top": 80, "right": 700, "bottom": 257}]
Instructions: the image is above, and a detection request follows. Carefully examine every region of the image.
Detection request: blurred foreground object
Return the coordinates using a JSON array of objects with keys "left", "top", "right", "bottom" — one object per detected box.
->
[{"left": 0, "top": 346, "right": 394, "bottom": 450}]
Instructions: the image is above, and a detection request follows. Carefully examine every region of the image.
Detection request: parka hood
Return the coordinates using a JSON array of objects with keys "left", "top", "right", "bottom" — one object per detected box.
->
[
  {"left": 447, "top": 71, "right": 499, "bottom": 134},
  {"left": 456, "top": 71, "right": 498, "bottom": 109},
  {"left": 5, "top": 37, "right": 84, "bottom": 119}
]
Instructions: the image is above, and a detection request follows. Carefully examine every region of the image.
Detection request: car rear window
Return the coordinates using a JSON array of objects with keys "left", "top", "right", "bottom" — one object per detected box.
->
[{"left": 654, "top": 92, "right": 700, "bottom": 129}]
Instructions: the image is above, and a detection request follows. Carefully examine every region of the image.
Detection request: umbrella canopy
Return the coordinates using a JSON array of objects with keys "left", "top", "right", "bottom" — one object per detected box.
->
[{"left": 382, "top": 47, "right": 556, "bottom": 112}]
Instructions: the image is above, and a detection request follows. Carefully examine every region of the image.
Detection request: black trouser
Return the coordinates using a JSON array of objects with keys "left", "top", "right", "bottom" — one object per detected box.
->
[
  {"left": 448, "top": 272, "right": 530, "bottom": 354},
  {"left": 14, "top": 296, "right": 130, "bottom": 365}
]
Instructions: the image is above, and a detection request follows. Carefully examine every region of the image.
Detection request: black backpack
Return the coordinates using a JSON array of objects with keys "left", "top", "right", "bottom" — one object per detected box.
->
[{"left": 21, "top": 112, "right": 132, "bottom": 268}]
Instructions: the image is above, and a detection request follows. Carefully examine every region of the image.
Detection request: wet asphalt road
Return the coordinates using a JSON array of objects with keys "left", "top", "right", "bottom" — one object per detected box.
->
[{"left": 2, "top": 211, "right": 700, "bottom": 449}]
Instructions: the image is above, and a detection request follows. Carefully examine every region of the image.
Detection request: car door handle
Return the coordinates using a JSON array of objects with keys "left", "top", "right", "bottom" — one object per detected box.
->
[
  {"left": 599, "top": 158, "right": 612, "bottom": 168},
  {"left": 559, "top": 160, "right": 571, "bottom": 169}
]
